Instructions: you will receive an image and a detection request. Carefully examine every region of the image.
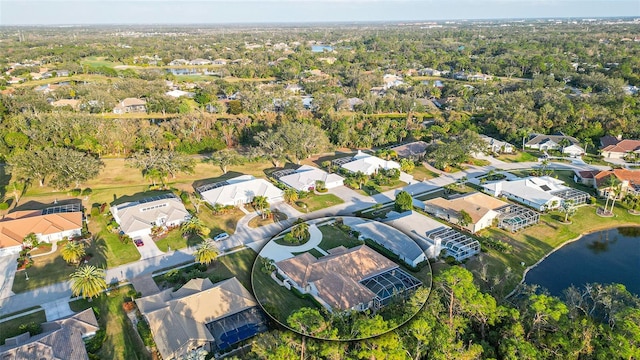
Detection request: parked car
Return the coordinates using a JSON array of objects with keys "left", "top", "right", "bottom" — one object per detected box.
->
[
  {"left": 213, "top": 232, "right": 230, "bottom": 241},
  {"left": 134, "top": 238, "right": 144, "bottom": 247}
]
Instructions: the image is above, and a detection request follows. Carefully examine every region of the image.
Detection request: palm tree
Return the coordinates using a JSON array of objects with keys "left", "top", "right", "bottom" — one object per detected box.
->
[
  {"left": 354, "top": 171, "right": 368, "bottom": 189},
  {"left": 291, "top": 222, "right": 310, "bottom": 241},
  {"left": 62, "top": 241, "right": 86, "bottom": 265},
  {"left": 252, "top": 196, "right": 270, "bottom": 219},
  {"left": 560, "top": 200, "right": 577, "bottom": 223},
  {"left": 609, "top": 184, "right": 622, "bottom": 213},
  {"left": 601, "top": 176, "right": 620, "bottom": 213},
  {"left": 70, "top": 265, "right": 107, "bottom": 300},
  {"left": 181, "top": 216, "right": 211, "bottom": 237},
  {"left": 194, "top": 240, "right": 218, "bottom": 266},
  {"left": 284, "top": 188, "right": 299, "bottom": 204},
  {"left": 582, "top": 137, "right": 594, "bottom": 155},
  {"left": 558, "top": 138, "right": 571, "bottom": 155}
]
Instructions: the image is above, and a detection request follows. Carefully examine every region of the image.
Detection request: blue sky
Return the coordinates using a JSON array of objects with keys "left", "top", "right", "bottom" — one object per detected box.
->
[{"left": 1, "top": 0, "right": 638, "bottom": 25}]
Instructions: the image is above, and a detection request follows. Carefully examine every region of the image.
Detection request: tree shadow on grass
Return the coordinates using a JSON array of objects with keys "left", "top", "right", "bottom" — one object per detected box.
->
[
  {"left": 11, "top": 198, "right": 82, "bottom": 212},
  {"left": 191, "top": 171, "right": 248, "bottom": 191},
  {"left": 109, "top": 189, "right": 174, "bottom": 207}
]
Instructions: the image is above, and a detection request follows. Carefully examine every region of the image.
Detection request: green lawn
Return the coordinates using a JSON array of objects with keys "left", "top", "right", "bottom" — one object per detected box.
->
[
  {"left": 466, "top": 158, "right": 491, "bottom": 166},
  {"left": 70, "top": 286, "right": 151, "bottom": 360},
  {"left": 218, "top": 248, "right": 258, "bottom": 291},
  {"left": 291, "top": 193, "right": 344, "bottom": 212},
  {"left": 468, "top": 203, "right": 640, "bottom": 298},
  {"left": 12, "top": 238, "right": 108, "bottom": 293},
  {"left": 80, "top": 56, "right": 123, "bottom": 68},
  {"left": 252, "top": 256, "right": 320, "bottom": 321},
  {"left": 195, "top": 205, "right": 245, "bottom": 236},
  {"left": 89, "top": 214, "right": 141, "bottom": 268},
  {"left": 155, "top": 230, "right": 203, "bottom": 252},
  {"left": 410, "top": 164, "right": 440, "bottom": 181},
  {"left": 358, "top": 180, "right": 407, "bottom": 196},
  {"left": 317, "top": 224, "right": 364, "bottom": 251},
  {"left": 0, "top": 310, "right": 47, "bottom": 345},
  {"left": 497, "top": 151, "right": 538, "bottom": 163},
  {"left": 293, "top": 248, "right": 325, "bottom": 259},
  {"left": 415, "top": 189, "right": 448, "bottom": 202}
]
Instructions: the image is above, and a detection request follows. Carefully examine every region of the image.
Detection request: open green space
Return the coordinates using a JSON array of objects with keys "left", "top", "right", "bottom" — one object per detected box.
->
[
  {"left": 317, "top": 224, "right": 364, "bottom": 251},
  {"left": 155, "top": 230, "right": 203, "bottom": 252},
  {"left": 410, "top": 164, "right": 440, "bottom": 181},
  {"left": 12, "top": 238, "right": 109, "bottom": 293},
  {"left": 80, "top": 56, "right": 123, "bottom": 68},
  {"left": 0, "top": 310, "right": 47, "bottom": 346},
  {"left": 469, "top": 203, "right": 640, "bottom": 298},
  {"left": 70, "top": 286, "right": 151, "bottom": 360},
  {"left": 89, "top": 214, "right": 141, "bottom": 268},
  {"left": 218, "top": 248, "right": 257, "bottom": 291},
  {"left": 252, "top": 256, "right": 320, "bottom": 321},
  {"left": 496, "top": 151, "right": 538, "bottom": 163},
  {"left": 291, "top": 193, "right": 344, "bottom": 212}
]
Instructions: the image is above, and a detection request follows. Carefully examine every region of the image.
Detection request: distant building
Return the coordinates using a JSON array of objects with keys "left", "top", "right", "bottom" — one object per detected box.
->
[
  {"left": 601, "top": 139, "right": 640, "bottom": 160},
  {"left": 274, "top": 165, "right": 344, "bottom": 191},
  {"left": 525, "top": 133, "right": 584, "bottom": 156},
  {"left": 482, "top": 176, "right": 589, "bottom": 211},
  {"left": 189, "top": 58, "right": 211, "bottom": 65},
  {"left": 197, "top": 175, "right": 284, "bottom": 207},
  {"left": 389, "top": 141, "right": 429, "bottom": 160},
  {"left": 111, "top": 193, "right": 190, "bottom": 238},
  {"left": 336, "top": 150, "right": 400, "bottom": 176},
  {"left": 480, "top": 135, "right": 514, "bottom": 154},
  {"left": 165, "top": 89, "right": 194, "bottom": 98},
  {"left": 113, "top": 98, "right": 147, "bottom": 114}
]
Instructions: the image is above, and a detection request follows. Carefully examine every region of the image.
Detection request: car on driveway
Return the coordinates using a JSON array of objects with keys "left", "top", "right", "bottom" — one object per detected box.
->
[
  {"left": 134, "top": 238, "right": 144, "bottom": 247},
  {"left": 213, "top": 232, "right": 230, "bottom": 241}
]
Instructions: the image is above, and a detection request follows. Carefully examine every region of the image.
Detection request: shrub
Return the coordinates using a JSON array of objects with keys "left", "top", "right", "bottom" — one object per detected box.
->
[
  {"left": 85, "top": 329, "right": 106, "bottom": 353},
  {"left": 18, "top": 322, "right": 42, "bottom": 336},
  {"left": 81, "top": 188, "right": 93, "bottom": 196},
  {"left": 90, "top": 207, "right": 100, "bottom": 218},
  {"left": 0, "top": 202, "right": 9, "bottom": 210},
  {"left": 69, "top": 188, "right": 82, "bottom": 196},
  {"left": 137, "top": 319, "right": 155, "bottom": 347}
]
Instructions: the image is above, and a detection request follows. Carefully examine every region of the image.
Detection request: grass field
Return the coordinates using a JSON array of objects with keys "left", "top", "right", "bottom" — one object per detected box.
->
[
  {"left": 252, "top": 256, "right": 319, "bottom": 321},
  {"left": 70, "top": 286, "right": 151, "bottom": 360},
  {"left": 89, "top": 214, "right": 141, "bottom": 268},
  {"left": 219, "top": 248, "right": 257, "bottom": 291},
  {"left": 155, "top": 230, "right": 203, "bottom": 252},
  {"left": 358, "top": 180, "right": 407, "bottom": 196},
  {"left": 317, "top": 224, "right": 364, "bottom": 251},
  {"left": 497, "top": 151, "right": 538, "bottom": 163},
  {"left": 411, "top": 164, "right": 440, "bottom": 181},
  {"left": 12, "top": 238, "right": 109, "bottom": 293},
  {"left": 292, "top": 193, "right": 344, "bottom": 213},
  {"left": 468, "top": 203, "right": 640, "bottom": 298},
  {"left": 0, "top": 310, "right": 47, "bottom": 345},
  {"left": 80, "top": 56, "right": 123, "bottom": 68}
]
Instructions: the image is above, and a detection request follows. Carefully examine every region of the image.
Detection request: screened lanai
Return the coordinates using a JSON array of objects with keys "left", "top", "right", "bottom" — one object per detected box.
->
[
  {"left": 426, "top": 228, "right": 480, "bottom": 261},
  {"left": 496, "top": 204, "right": 540, "bottom": 232}
]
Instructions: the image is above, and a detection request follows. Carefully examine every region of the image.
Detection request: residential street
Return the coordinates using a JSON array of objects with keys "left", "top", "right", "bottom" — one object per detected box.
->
[{"left": 0, "top": 158, "right": 610, "bottom": 318}]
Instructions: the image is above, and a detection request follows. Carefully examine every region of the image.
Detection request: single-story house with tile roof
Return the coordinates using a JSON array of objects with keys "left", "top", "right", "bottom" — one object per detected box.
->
[
  {"left": 525, "top": 133, "right": 583, "bottom": 155},
  {"left": 276, "top": 245, "right": 421, "bottom": 312},
  {"left": 0, "top": 309, "right": 98, "bottom": 360},
  {"left": 592, "top": 169, "right": 640, "bottom": 197},
  {"left": 389, "top": 141, "right": 429, "bottom": 160},
  {"left": 601, "top": 139, "right": 640, "bottom": 160},
  {"left": 111, "top": 193, "right": 190, "bottom": 238},
  {"left": 113, "top": 98, "right": 147, "bottom": 114},
  {"left": 340, "top": 150, "right": 401, "bottom": 176},
  {"left": 197, "top": 175, "right": 284, "bottom": 207},
  {"left": 165, "top": 89, "right": 194, "bottom": 98},
  {"left": 0, "top": 207, "right": 83, "bottom": 256},
  {"left": 277, "top": 165, "right": 344, "bottom": 191},
  {"left": 482, "top": 176, "right": 588, "bottom": 211},
  {"left": 136, "top": 277, "right": 266, "bottom": 360},
  {"left": 424, "top": 192, "right": 508, "bottom": 233}
]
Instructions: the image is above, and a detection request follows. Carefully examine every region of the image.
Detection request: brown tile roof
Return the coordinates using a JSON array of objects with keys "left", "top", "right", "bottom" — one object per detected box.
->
[
  {"left": 0, "top": 212, "right": 83, "bottom": 249},
  {"left": 118, "top": 97, "right": 147, "bottom": 107},
  {"left": 601, "top": 139, "right": 640, "bottom": 154},
  {"left": 577, "top": 170, "right": 599, "bottom": 179},
  {"left": 276, "top": 245, "right": 397, "bottom": 310},
  {"left": 594, "top": 169, "right": 640, "bottom": 188},
  {"left": 425, "top": 192, "right": 507, "bottom": 224}
]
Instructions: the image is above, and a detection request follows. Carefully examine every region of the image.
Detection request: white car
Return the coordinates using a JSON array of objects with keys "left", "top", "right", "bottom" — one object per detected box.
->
[{"left": 213, "top": 232, "right": 230, "bottom": 241}]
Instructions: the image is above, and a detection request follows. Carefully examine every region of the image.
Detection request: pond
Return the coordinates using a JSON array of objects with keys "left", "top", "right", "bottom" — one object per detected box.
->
[
  {"left": 311, "top": 45, "right": 334, "bottom": 53},
  {"left": 524, "top": 227, "right": 640, "bottom": 297}
]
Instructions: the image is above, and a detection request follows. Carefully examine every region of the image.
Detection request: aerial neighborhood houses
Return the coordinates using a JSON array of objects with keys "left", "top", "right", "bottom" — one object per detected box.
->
[
  {"left": 600, "top": 138, "right": 640, "bottom": 160},
  {"left": 479, "top": 135, "right": 514, "bottom": 154},
  {"left": 336, "top": 150, "right": 401, "bottom": 176},
  {"left": 0, "top": 205, "right": 83, "bottom": 256},
  {"left": 196, "top": 174, "right": 284, "bottom": 207},
  {"left": 136, "top": 277, "right": 267, "bottom": 360},
  {"left": 110, "top": 193, "right": 190, "bottom": 238},
  {"left": 0, "top": 309, "right": 99, "bottom": 359},
  {"left": 575, "top": 169, "right": 640, "bottom": 197},
  {"left": 482, "top": 176, "right": 589, "bottom": 211},
  {"left": 274, "top": 165, "right": 344, "bottom": 191},
  {"left": 524, "top": 133, "right": 585, "bottom": 156},
  {"left": 389, "top": 141, "right": 429, "bottom": 160},
  {"left": 424, "top": 192, "right": 509, "bottom": 233},
  {"left": 113, "top": 97, "right": 147, "bottom": 114}
]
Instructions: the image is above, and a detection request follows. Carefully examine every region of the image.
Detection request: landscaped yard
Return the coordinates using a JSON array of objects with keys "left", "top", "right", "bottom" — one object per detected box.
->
[
  {"left": 410, "top": 163, "right": 440, "bottom": 181},
  {"left": 291, "top": 193, "right": 344, "bottom": 212},
  {"left": 252, "top": 256, "right": 320, "bottom": 320},
  {"left": 195, "top": 204, "right": 244, "bottom": 236},
  {"left": 248, "top": 211, "right": 288, "bottom": 228},
  {"left": 317, "top": 224, "right": 364, "bottom": 251},
  {"left": 468, "top": 202, "right": 640, "bottom": 298},
  {"left": 70, "top": 286, "right": 151, "bottom": 360},
  {"left": 89, "top": 213, "right": 141, "bottom": 268},
  {"left": 0, "top": 310, "right": 47, "bottom": 345},
  {"left": 358, "top": 180, "right": 407, "bottom": 196},
  {"left": 154, "top": 230, "right": 203, "bottom": 252},
  {"left": 496, "top": 151, "right": 538, "bottom": 163},
  {"left": 12, "top": 238, "right": 109, "bottom": 293},
  {"left": 218, "top": 248, "right": 257, "bottom": 291}
]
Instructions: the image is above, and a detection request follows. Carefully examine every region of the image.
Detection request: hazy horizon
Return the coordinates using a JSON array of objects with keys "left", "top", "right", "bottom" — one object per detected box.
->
[{"left": 1, "top": 0, "right": 639, "bottom": 26}]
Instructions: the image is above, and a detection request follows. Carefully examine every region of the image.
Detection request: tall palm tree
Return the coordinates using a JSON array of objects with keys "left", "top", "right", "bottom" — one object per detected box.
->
[
  {"left": 194, "top": 240, "right": 219, "bottom": 266},
  {"left": 609, "top": 184, "right": 622, "bottom": 213},
  {"left": 284, "top": 188, "right": 299, "bottom": 204},
  {"left": 70, "top": 265, "right": 107, "bottom": 300},
  {"left": 602, "top": 176, "right": 620, "bottom": 213},
  {"left": 181, "top": 216, "right": 211, "bottom": 237},
  {"left": 252, "top": 196, "right": 270, "bottom": 219},
  {"left": 291, "top": 222, "right": 310, "bottom": 241},
  {"left": 62, "top": 241, "right": 86, "bottom": 265}
]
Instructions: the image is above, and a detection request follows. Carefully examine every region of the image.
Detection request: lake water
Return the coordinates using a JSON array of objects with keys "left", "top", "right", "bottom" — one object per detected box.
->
[
  {"left": 311, "top": 45, "right": 334, "bottom": 53},
  {"left": 524, "top": 227, "right": 640, "bottom": 297}
]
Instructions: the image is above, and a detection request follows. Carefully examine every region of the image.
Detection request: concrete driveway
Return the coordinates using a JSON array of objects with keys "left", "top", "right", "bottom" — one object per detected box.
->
[
  {"left": 135, "top": 235, "right": 164, "bottom": 259},
  {"left": 259, "top": 224, "right": 328, "bottom": 262},
  {"left": 0, "top": 253, "right": 19, "bottom": 301}
]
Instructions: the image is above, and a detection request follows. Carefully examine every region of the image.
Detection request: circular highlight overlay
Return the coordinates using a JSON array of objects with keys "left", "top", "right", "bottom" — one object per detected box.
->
[{"left": 251, "top": 216, "right": 432, "bottom": 341}]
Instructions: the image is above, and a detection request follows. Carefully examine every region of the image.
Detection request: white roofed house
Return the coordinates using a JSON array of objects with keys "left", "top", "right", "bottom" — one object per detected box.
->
[
  {"left": 525, "top": 133, "right": 583, "bottom": 156},
  {"left": 479, "top": 135, "right": 514, "bottom": 154},
  {"left": 189, "top": 58, "right": 212, "bottom": 65},
  {"left": 338, "top": 150, "right": 401, "bottom": 176},
  {"left": 197, "top": 175, "right": 284, "bottom": 207},
  {"left": 482, "top": 176, "right": 589, "bottom": 211},
  {"left": 110, "top": 193, "right": 190, "bottom": 238},
  {"left": 275, "top": 165, "right": 344, "bottom": 191},
  {"left": 113, "top": 98, "right": 147, "bottom": 114}
]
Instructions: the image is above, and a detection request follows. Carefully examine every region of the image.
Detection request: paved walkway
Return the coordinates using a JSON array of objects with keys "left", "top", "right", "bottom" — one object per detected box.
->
[
  {"left": 258, "top": 224, "right": 326, "bottom": 262},
  {"left": 135, "top": 234, "right": 164, "bottom": 260},
  {"left": 31, "top": 241, "right": 58, "bottom": 258}
]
